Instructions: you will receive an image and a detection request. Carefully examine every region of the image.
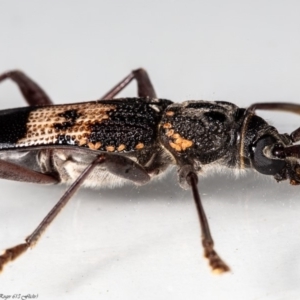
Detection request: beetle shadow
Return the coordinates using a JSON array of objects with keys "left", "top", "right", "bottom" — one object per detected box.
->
[{"left": 52, "top": 169, "right": 300, "bottom": 292}]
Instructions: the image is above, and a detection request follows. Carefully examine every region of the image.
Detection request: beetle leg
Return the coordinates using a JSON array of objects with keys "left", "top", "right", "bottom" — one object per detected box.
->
[
  {"left": 0, "top": 154, "right": 152, "bottom": 271},
  {"left": 179, "top": 166, "right": 230, "bottom": 274},
  {"left": 0, "top": 155, "right": 106, "bottom": 272},
  {"left": 100, "top": 68, "right": 157, "bottom": 99},
  {"left": 103, "top": 154, "right": 150, "bottom": 185},
  {"left": 0, "top": 70, "right": 53, "bottom": 106},
  {"left": 0, "top": 159, "right": 58, "bottom": 184},
  {"left": 188, "top": 172, "right": 230, "bottom": 274},
  {"left": 246, "top": 102, "right": 300, "bottom": 115}
]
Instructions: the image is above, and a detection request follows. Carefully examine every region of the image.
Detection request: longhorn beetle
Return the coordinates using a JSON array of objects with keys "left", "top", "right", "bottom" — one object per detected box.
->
[{"left": 0, "top": 68, "right": 300, "bottom": 274}]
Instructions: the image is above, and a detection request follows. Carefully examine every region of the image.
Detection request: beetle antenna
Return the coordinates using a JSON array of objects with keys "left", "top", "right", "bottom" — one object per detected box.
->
[{"left": 187, "top": 172, "right": 230, "bottom": 274}]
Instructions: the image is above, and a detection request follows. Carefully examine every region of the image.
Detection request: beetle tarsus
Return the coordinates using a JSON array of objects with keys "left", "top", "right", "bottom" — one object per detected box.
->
[
  {"left": 0, "top": 243, "right": 29, "bottom": 272},
  {"left": 187, "top": 172, "right": 230, "bottom": 274},
  {"left": 203, "top": 242, "right": 230, "bottom": 274}
]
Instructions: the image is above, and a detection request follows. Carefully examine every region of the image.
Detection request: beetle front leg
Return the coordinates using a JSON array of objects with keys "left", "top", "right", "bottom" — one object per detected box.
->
[
  {"left": 0, "top": 70, "right": 53, "bottom": 106},
  {"left": 100, "top": 68, "right": 157, "bottom": 99},
  {"left": 103, "top": 153, "right": 151, "bottom": 185}
]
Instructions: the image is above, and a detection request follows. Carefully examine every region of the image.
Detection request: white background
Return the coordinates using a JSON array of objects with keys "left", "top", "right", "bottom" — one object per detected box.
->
[{"left": 0, "top": 1, "right": 300, "bottom": 299}]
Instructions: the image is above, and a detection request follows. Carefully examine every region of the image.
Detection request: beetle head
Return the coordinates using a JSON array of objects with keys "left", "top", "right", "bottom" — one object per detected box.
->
[{"left": 250, "top": 132, "right": 300, "bottom": 185}]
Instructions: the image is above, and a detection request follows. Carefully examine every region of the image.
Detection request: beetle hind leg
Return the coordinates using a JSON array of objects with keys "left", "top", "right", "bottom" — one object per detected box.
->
[
  {"left": 0, "top": 70, "right": 53, "bottom": 106},
  {"left": 0, "top": 154, "right": 152, "bottom": 272},
  {"left": 0, "top": 155, "right": 106, "bottom": 272},
  {"left": 0, "top": 159, "right": 58, "bottom": 184}
]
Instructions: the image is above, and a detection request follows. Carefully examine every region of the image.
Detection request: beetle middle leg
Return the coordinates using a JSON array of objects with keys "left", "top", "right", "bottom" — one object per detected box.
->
[
  {"left": 0, "top": 70, "right": 53, "bottom": 106},
  {"left": 0, "top": 153, "right": 151, "bottom": 271},
  {"left": 0, "top": 68, "right": 156, "bottom": 106},
  {"left": 100, "top": 68, "right": 157, "bottom": 99}
]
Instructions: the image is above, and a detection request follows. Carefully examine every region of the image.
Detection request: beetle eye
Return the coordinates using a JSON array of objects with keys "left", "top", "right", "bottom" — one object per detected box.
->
[
  {"left": 252, "top": 135, "right": 286, "bottom": 175},
  {"left": 272, "top": 143, "right": 286, "bottom": 159}
]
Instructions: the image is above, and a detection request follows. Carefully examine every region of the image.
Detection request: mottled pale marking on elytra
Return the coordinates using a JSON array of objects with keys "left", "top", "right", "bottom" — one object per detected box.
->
[
  {"left": 166, "top": 111, "right": 175, "bottom": 117},
  {"left": 163, "top": 123, "right": 172, "bottom": 129},
  {"left": 117, "top": 144, "right": 126, "bottom": 151},
  {"left": 149, "top": 104, "right": 160, "bottom": 112},
  {"left": 88, "top": 142, "right": 102, "bottom": 150},
  {"left": 106, "top": 146, "right": 115, "bottom": 152},
  {"left": 78, "top": 138, "right": 87, "bottom": 146},
  {"left": 135, "top": 142, "right": 144, "bottom": 150},
  {"left": 17, "top": 103, "right": 116, "bottom": 147}
]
